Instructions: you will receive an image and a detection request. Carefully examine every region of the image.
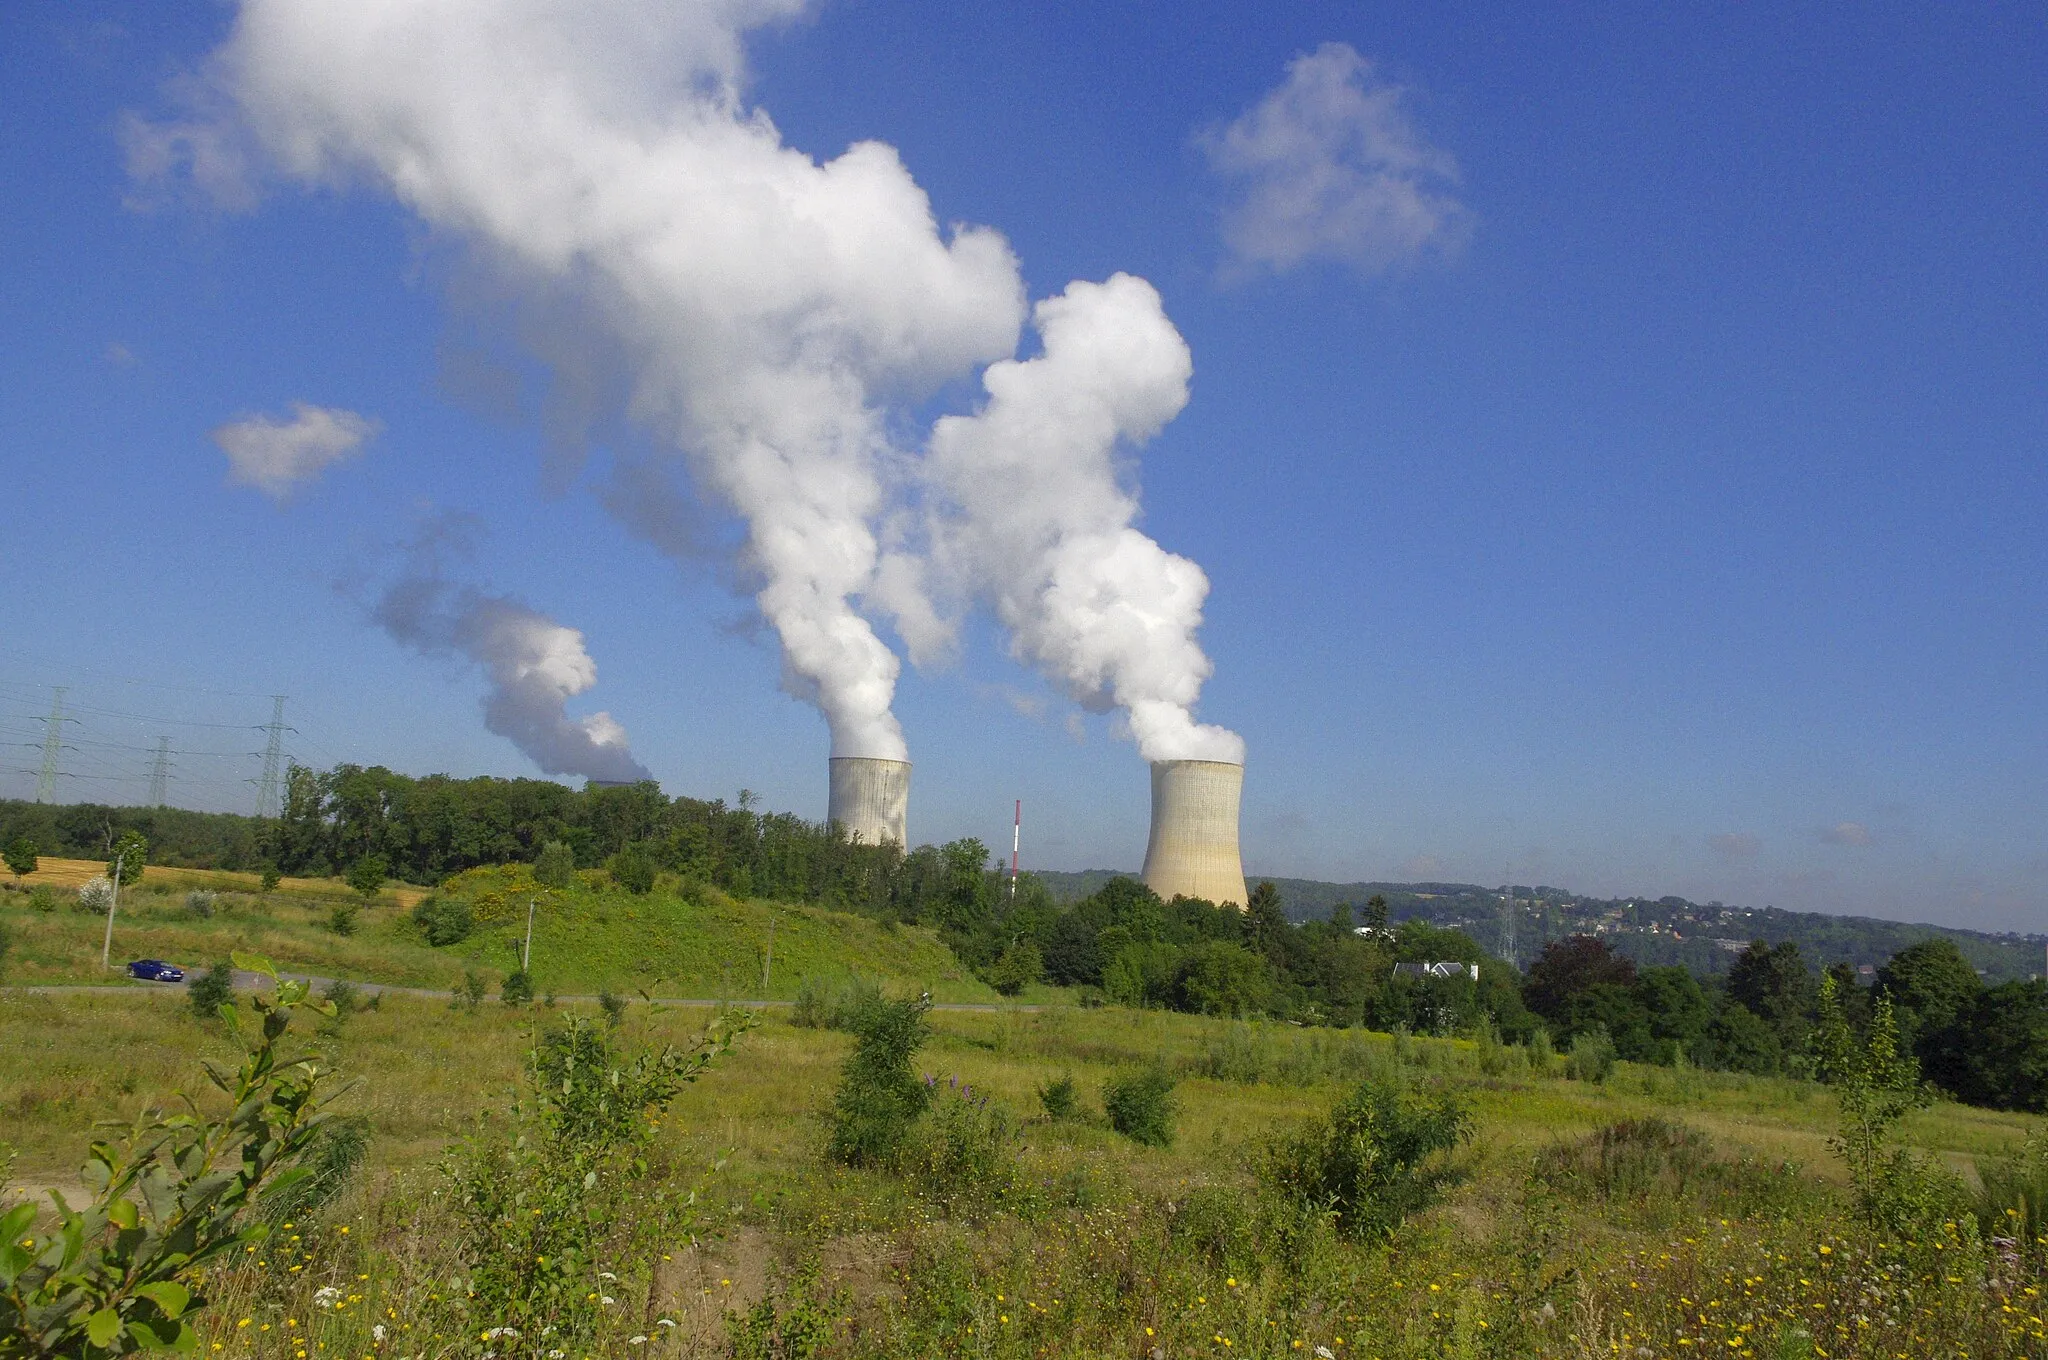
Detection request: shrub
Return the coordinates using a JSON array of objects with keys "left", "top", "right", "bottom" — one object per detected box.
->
[
  {"left": 533, "top": 839, "right": 577, "bottom": 891},
  {"left": 345, "top": 853, "right": 388, "bottom": 900},
  {"left": 900, "top": 1080, "right": 1018, "bottom": 1216},
  {"left": 792, "top": 974, "right": 885, "bottom": 1031},
  {"left": 1038, "top": 1071, "right": 1079, "bottom": 1121},
  {"left": 411, "top": 895, "right": 474, "bottom": 946},
  {"left": 1534, "top": 1117, "right": 1716, "bottom": 1203},
  {"left": 1565, "top": 1027, "right": 1618, "bottom": 1083},
  {"left": 4, "top": 835, "right": 39, "bottom": 881},
  {"left": 76, "top": 877, "right": 113, "bottom": 915},
  {"left": 1103, "top": 1065, "right": 1178, "bottom": 1147},
  {"left": 107, "top": 831, "right": 147, "bottom": 886},
  {"left": 827, "top": 995, "right": 932, "bottom": 1167},
  {"left": 183, "top": 890, "right": 217, "bottom": 919},
  {"left": 1261, "top": 1077, "right": 1471, "bottom": 1239},
  {"left": 988, "top": 939, "right": 1043, "bottom": 997},
  {"left": 447, "top": 1013, "right": 752, "bottom": 1341},
  {"left": 187, "top": 960, "right": 234, "bottom": 1021},
  {"left": 1973, "top": 1133, "right": 2048, "bottom": 1245},
  {"left": 259, "top": 1116, "right": 369, "bottom": 1227},
  {"left": 608, "top": 841, "right": 658, "bottom": 894},
  {"left": 454, "top": 970, "right": 488, "bottom": 1012},
  {"left": 0, "top": 957, "right": 339, "bottom": 1354},
  {"left": 27, "top": 885, "right": 57, "bottom": 914},
  {"left": 258, "top": 864, "right": 281, "bottom": 893},
  {"left": 502, "top": 969, "right": 534, "bottom": 1005},
  {"left": 598, "top": 987, "right": 628, "bottom": 1028},
  {"left": 326, "top": 901, "right": 359, "bottom": 936}
]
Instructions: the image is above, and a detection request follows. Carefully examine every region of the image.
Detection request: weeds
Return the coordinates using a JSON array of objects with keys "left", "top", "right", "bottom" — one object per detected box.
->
[
  {"left": 1103, "top": 1065, "right": 1177, "bottom": 1147},
  {"left": 1261, "top": 1076, "right": 1470, "bottom": 1239}
]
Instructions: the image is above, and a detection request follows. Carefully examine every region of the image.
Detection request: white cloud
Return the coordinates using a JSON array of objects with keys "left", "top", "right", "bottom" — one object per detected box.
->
[
  {"left": 1707, "top": 832, "right": 1762, "bottom": 861},
  {"left": 213, "top": 402, "right": 378, "bottom": 500},
  {"left": 1819, "top": 821, "right": 1873, "bottom": 847},
  {"left": 1201, "top": 42, "right": 1468, "bottom": 277}
]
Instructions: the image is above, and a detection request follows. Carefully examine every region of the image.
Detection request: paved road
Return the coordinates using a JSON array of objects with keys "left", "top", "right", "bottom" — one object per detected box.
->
[{"left": 14, "top": 972, "right": 1037, "bottom": 1013}]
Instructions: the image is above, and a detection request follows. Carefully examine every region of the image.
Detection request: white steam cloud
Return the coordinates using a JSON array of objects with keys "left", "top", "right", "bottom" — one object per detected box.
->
[
  {"left": 214, "top": 401, "right": 378, "bottom": 500},
  {"left": 903, "top": 274, "right": 1242, "bottom": 763},
  {"left": 375, "top": 567, "right": 650, "bottom": 786},
  {"left": 143, "top": 0, "right": 1240, "bottom": 766}
]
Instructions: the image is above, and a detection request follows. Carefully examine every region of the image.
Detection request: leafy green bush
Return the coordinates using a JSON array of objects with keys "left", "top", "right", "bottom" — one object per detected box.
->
[
  {"left": 27, "top": 884, "right": 57, "bottom": 914},
  {"left": 726, "top": 1263, "right": 836, "bottom": 1360},
  {"left": 411, "top": 894, "right": 474, "bottom": 945},
  {"left": 345, "top": 853, "right": 388, "bottom": 900},
  {"left": 183, "top": 889, "right": 217, "bottom": 919},
  {"left": 326, "top": 901, "right": 359, "bottom": 937},
  {"left": 827, "top": 995, "right": 932, "bottom": 1167},
  {"left": 454, "top": 969, "right": 487, "bottom": 1012},
  {"left": 1103, "top": 1065, "right": 1178, "bottom": 1147},
  {"left": 1565, "top": 1027, "right": 1617, "bottom": 1083},
  {"left": 900, "top": 1080, "right": 1018, "bottom": 1216},
  {"left": 1261, "top": 1077, "right": 1471, "bottom": 1239},
  {"left": 1038, "top": 1071, "right": 1079, "bottom": 1121},
  {"left": 598, "top": 987, "right": 627, "bottom": 1028},
  {"left": 792, "top": 974, "right": 885, "bottom": 1031},
  {"left": 533, "top": 838, "right": 577, "bottom": 891},
  {"left": 607, "top": 840, "right": 658, "bottom": 894},
  {"left": 0, "top": 956, "right": 339, "bottom": 1354},
  {"left": 502, "top": 969, "right": 534, "bottom": 1006},
  {"left": 187, "top": 959, "right": 234, "bottom": 1021},
  {"left": 987, "top": 939, "right": 1043, "bottom": 996},
  {"left": 446, "top": 1012, "right": 752, "bottom": 1342}
]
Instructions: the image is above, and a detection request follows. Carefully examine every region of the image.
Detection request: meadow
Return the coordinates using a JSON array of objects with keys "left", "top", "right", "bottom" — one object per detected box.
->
[{"left": 5, "top": 969, "right": 2046, "bottom": 1360}]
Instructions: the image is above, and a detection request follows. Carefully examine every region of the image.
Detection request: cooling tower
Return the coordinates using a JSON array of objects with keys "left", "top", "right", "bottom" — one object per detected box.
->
[
  {"left": 828, "top": 756, "right": 911, "bottom": 847},
  {"left": 1140, "top": 758, "right": 1248, "bottom": 907}
]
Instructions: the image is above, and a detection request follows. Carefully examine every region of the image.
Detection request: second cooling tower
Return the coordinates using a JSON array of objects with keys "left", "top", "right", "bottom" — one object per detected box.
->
[
  {"left": 1140, "top": 758, "right": 1248, "bottom": 907},
  {"left": 828, "top": 756, "right": 910, "bottom": 847}
]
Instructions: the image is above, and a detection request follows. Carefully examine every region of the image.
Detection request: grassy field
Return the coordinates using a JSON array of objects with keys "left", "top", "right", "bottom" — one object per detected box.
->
[
  {"left": 5, "top": 977, "right": 2044, "bottom": 1359},
  {"left": 0, "top": 879, "right": 1016, "bottom": 1002},
  {"left": 5, "top": 856, "right": 429, "bottom": 908}
]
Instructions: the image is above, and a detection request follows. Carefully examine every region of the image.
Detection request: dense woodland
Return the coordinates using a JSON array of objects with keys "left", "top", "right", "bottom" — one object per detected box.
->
[{"left": 5, "top": 765, "right": 2045, "bottom": 1111}]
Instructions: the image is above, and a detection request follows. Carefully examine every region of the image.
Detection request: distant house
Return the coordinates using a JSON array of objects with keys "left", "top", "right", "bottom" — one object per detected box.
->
[{"left": 1393, "top": 961, "right": 1480, "bottom": 981}]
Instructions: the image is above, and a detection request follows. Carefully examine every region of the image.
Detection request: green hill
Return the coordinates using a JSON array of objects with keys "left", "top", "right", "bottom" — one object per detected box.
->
[{"left": 0, "top": 869, "right": 1008, "bottom": 1003}]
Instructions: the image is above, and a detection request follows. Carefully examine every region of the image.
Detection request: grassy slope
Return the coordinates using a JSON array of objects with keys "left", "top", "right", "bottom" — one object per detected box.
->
[
  {"left": 0, "top": 877, "right": 1014, "bottom": 1003},
  {"left": 7, "top": 856, "right": 428, "bottom": 908}
]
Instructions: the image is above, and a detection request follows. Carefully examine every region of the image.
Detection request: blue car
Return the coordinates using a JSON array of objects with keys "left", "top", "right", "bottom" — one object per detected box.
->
[{"left": 127, "top": 959, "right": 185, "bottom": 983}]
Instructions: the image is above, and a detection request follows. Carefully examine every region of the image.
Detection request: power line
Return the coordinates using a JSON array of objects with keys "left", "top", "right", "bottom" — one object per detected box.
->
[{"left": 37, "top": 687, "right": 71, "bottom": 803}]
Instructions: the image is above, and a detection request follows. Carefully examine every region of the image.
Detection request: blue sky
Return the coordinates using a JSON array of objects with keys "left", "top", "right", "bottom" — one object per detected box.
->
[{"left": 1, "top": 2, "right": 2042, "bottom": 930}]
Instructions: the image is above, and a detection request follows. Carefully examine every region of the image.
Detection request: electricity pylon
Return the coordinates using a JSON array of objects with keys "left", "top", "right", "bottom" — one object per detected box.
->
[
  {"left": 148, "top": 736, "right": 172, "bottom": 807},
  {"left": 36, "top": 687, "right": 71, "bottom": 803},
  {"left": 252, "top": 696, "right": 293, "bottom": 818}
]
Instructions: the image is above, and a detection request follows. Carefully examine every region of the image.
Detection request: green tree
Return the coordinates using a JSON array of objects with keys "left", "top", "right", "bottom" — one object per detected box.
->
[
  {"left": 1704, "top": 999, "right": 1783, "bottom": 1075},
  {"left": 1362, "top": 893, "right": 1390, "bottom": 935},
  {"left": 1876, "top": 937, "right": 1982, "bottom": 1061},
  {"left": 533, "top": 838, "right": 577, "bottom": 891},
  {"left": 1926, "top": 980, "right": 2048, "bottom": 1112},
  {"left": 1177, "top": 939, "right": 1270, "bottom": 1017},
  {"left": 608, "top": 840, "right": 658, "bottom": 895},
  {"left": 106, "top": 830, "right": 148, "bottom": 886},
  {"left": 345, "top": 853, "right": 388, "bottom": 900},
  {"left": 1523, "top": 935, "right": 1636, "bottom": 1028},
  {"left": 987, "top": 939, "right": 1042, "bottom": 997},
  {"left": 258, "top": 864, "right": 281, "bottom": 894},
  {"left": 1634, "top": 966, "right": 1712, "bottom": 1065},
  {"left": 827, "top": 995, "right": 932, "bottom": 1167},
  {"left": 187, "top": 960, "right": 235, "bottom": 1021},
  {"left": 1727, "top": 940, "right": 1818, "bottom": 1060},
  {"left": 1813, "top": 973, "right": 1944, "bottom": 1231},
  {"left": 3, "top": 835, "right": 37, "bottom": 882}
]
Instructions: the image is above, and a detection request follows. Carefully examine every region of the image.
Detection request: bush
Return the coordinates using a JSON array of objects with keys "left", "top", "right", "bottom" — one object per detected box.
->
[
  {"left": 608, "top": 841, "right": 658, "bottom": 895},
  {"left": 187, "top": 961, "right": 234, "bottom": 1021},
  {"left": 76, "top": 877, "right": 113, "bottom": 915},
  {"left": 988, "top": 939, "right": 1043, "bottom": 997},
  {"left": 827, "top": 995, "right": 932, "bottom": 1167},
  {"left": 900, "top": 1080, "right": 1018, "bottom": 1216},
  {"left": 412, "top": 895, "right": 474, "bottom": 946},
  {"left": 345, "top": 854, "right": 388, "bottom": 900},
  {"left": 1973, "top": 1133, "right": 2048, "bottom": 1245},
  {"left": 1261, "top": 1077, "right": 1471, "bottom": 1239},
  {"left": 326, "top": 901, "right": 359, "bottom": 937},
  {"left": 1565, "top": 1027, "right": 1618, "bottom": 1083},
  {"left": 27, "top": 885, "right": 57, "bottom": 914},
  {"left": 533, "top": 839, "right": 578, "bottom": 891},
  {"left": 1038, "top": 1071, "right": 1079, "bottom": 1121},
  {"left": 502, "top": 969, "right": 534, "bottom": 1006},
  {"left": 455, "top": 970, "right": 488, "bottom": 1012},
  {"left": 1103, "top": 1065, "right": 1178, "bottom": 1147},
  {"left": 259, "top": 1116, "right": 369, "bottom": 1227},
  {"left": 183, "top": 890, "right": 218, "bottom": 919},
  {"left": 1533, "top": 1117, "right": 1716, "bottom": 1203},
  {"left": 792, "top": 974, "right": 885, "bottom": 1031},
  {"left": 598, "top": 987, "right": 627, "bottom": 1028},
  {"left": 259, "top": 865, "right": 281, "bottom": 893}
]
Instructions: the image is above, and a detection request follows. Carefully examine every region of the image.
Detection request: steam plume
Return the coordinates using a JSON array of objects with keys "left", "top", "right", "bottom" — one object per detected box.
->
[
  {"left": 374, "top": 568, "right": 650, "bottom": 785},
  {"left": 199, "top": 0, "right": 1023, "bottom": 759},
  {"left": 911, "top": 275, "right": 1243, "bottom": 763},
  {"left": 146, "top": 1, "right": 1239, "bottom": 765}
]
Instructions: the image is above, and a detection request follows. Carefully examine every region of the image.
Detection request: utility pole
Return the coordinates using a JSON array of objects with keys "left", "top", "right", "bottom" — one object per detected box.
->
[
  {"left": 253, "top": 696, "right": 292, "bottom": 818},
  {"left": 147, "top": 737, "right": 172, "bottom": 808},
  {"left": 100, "top": 851, "right": 125, "bottom": 970},
  {"left": 1010, "top": 800, "right": 1021, "bottom": 902},
  {"left": 523, "top": 898, "right": 536, "bottom": 972},
  {"left": 762, "top": 914, "right": 775, "bottom": 994},
  {"left": 36, "top": 687, "right": 70, "bottom": 803}
]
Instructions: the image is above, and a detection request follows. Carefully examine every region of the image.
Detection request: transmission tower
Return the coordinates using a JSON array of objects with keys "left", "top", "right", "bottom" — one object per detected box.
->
[
  {"left": 36, "top": 687, "right": 70, "bottom": 803},
  {"left": 148, "top": 736, "right": 173, "bottom": 808},
  {"left": 253, "top": 696, "right": 292, "bottom": 818},
  {"left": 1500, "top": 880, "right": 1517, "bottom": 967}
]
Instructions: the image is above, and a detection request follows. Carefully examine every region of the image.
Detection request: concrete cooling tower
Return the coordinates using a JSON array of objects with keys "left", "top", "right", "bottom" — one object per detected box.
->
[
  {"left": 828, "top": 756, "right": 911, "bottom": 847},
  {"left": 1140, "top": 758, "right": 1248, "bottom": 907}
]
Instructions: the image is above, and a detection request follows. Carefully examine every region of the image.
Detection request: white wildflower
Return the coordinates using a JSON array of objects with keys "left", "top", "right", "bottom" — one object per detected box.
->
[
  {"left": 600, "top": 1296, "right": 615, "bottom": 1306},
  {"left": 372, "top": 1325, "right": 387, "bottom": 1344},
  {"left": 655, "top": 1320, "right": 677, "bottom": 1329},
  {"left": 598, "top": 1272, "right": 618, "bottom": 1282},
  {"left": 313, "top": 1286, "right": 342, "bottom": 1309},
  {"left": 1316, "top": 1349, "right": 1335, "bottom": 1360},
  {"left": 628, "top": 1337, "right": 648, "bottom": 1346}
]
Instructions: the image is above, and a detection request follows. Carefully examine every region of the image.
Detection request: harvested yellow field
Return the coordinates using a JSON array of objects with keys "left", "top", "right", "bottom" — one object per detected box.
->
[{"left": 7, "top": 855, "right": 427, "bottom": 908}]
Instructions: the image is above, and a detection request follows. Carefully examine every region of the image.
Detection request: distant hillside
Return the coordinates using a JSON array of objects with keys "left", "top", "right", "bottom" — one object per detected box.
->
[{"left": 1034, "top": 869, "right": 2046, "bottom": 983}]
